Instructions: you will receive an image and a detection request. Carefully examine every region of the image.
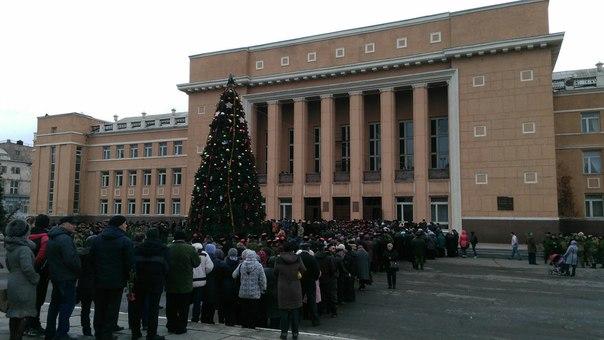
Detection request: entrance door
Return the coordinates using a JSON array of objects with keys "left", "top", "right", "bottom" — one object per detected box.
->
[
  {"left": 304, "top": 198, "right": 321, "bottom": 222},
  {"left": 363, "top": 197, "right": 382, "bottom": 220},
  {"left": 396, "top": 197, "right": 413, "bottom": 223},
  {"left": 333, "top": 197, "right": 351, "bottom": 221},
  {"left": 280, "top": 198, "right": 292, "bottom": 220}
]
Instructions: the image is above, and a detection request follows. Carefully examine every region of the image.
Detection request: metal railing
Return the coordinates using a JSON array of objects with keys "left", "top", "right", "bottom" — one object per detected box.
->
[
  {"left": 305, "top": 173, "right": 321, "bottom": 183},
  {"left": 279, "top": 172, "right": 293, "bottom": 183},
  {"left": 334, "top": 171, "right": 350, "bottom": 182},
  {"left": 395, "top": 169, "right": 414, "bottom": 182},
  {"left": 363, "top": 171, "right": 381, "bottom": 182},
  {"left": 257, "top": 173, "right": 267, "bottom": 184},
  {"left": 428, "top": 168, "right": 449, "bottom": 180}
]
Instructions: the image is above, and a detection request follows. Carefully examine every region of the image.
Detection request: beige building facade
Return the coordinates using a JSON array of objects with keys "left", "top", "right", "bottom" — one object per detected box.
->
[{"left": 29, "top": 0, "right": 603, "bottom": 240}]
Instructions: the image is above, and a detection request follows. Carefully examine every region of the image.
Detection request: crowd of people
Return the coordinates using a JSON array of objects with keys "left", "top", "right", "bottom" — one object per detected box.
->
[{"left": 3, "top": 215, "right": 601, "bottom": 340}]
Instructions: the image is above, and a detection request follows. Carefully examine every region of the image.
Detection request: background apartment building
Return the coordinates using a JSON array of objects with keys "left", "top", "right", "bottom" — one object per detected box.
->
[
  {"left": 0, "top": 140, "right": 33, "bottom": 219},
  {"left": 30, "top": 0, "right": 603, "bottom": 241}
]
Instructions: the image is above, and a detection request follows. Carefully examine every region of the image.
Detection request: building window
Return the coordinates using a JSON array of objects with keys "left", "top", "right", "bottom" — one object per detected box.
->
[
  {"left": 145, "top": 120, "right": 156, "bottom": 127},
  {"left": 104, "top": 124, "right": 114, "bottom": 131},
  {"left": 288, "top": 129, "right": 294, "bottom": 173},
  {"left": 101, "top": 171, "right": 109, "bottom": 187},
  {"left": 142, "top": 199, "right": 151, "bottom": 215},
  {"left": 279, "top": 198, "right": 292, "bottom": 220},
  {"left": 73, "top": 146, "right": 82, "bottom": 213},
  {"left": 396, "top": 37, "right": 407, "bottom": 49},
  {"left": 520, "top": 70, "right": 534, "bottom": 82},
  {"left": 522, "top": 122, "right": 536, "bottom": 134},
  {"left": 497, "top": 196, "right": 514, "bottom": 211},
  {"left": 130, "top": 144, "right": 138, "bottom": 158},
  {"left": 117, "top": 123, "right": 127, "bottom": 130},
  {"left": 175, "top": 117, "right": 186, "bottom": 124},
  {"left": 51, "top": 127, "right": 57, "bottom": 133},
  {"left": 430, "top": 32, "right": 442, "bottom": 43},
  {"left": 281, "top": 56, "right": 289, "bottom": 66},
  {"left": 585, "top": 195, "right": 604, "bottom": 218},
  {"left": 307, "top": 52, "right": 317, "bottom": 62},
  {"left": 174, "top": 141, "right": 183, "bottom": 155},
  {"left": 0, "top": 166, "right": 6, "bottom": 174},
  {"left": 396, "top": 197, "right": 413, "bottom": 222},
  {"left": 9, "top": 180, "right": 18, "bottom": 195},
  {"left": 128, "top": 170, "right": 137, "bottom": 186},
  {"left": 364, "top": 43, "right": 375, "bottom": 54},
  {"left": 159, "top": 142, "right": 168, "bottom": 156},
  {"left": 115, "top": 171, "right": 123, "bottom": 187},
  {"left": 340, "top": 125, "right": 350, "bottom": 172},
  {"left": 255, "top": 60, "right": 264, "bottom": 70},
  {"left": 116, "top": 145, "right": 125, "bottom": 159},
  {"left": 197, "top": 105, "right": 206, "bottom": 115},
  {"left": 130, "top": 121, "right": 141, "bottom": 128},
  {"left": 157, "top": 199, "right": 166, "bottom": 215},
  {"left": 430, "top": 197, "right": 448, "bottom": 225},
  {"left": 265, "top": 131, "right": 268, "bottom": 173},
  {"left": 172, "top": 199, "right": 181, "bottom": 215},
  {"left": 127, "top": 199, "right": 136, "bottom": 215},
  {"left": 158, "top": 169, "right": 166, "bottom": 186},
  {"left": 113, "top": 199, "right": 122, "bottom": 214},
  {"left": 143, "top": 170, "right": 152, "bottom": 186},
  {"left": 430, "top": 118, "right": 449, "bottom": 169},
  {"left": 369, "top": 123, "right": 381, "bottom": 171},
  {"left": 10, "top": 167, "right": 19, "bottom": 174},
  {"left": 475, "top": 173, "right": 488, "bottom": 185},
  {"left": 474, "top": 125, "right": 486, "bottom": 137},
  {"left": 144, "top": 143, "right": 153, "bottom": 157},
  {"left": 173, "top": 168, "right": 182, "bottom": 186},
  {"left": 100, "top": 200, "right": 108, "bottom": 215},
  {"left": 160, "top": 118, "right": 171, "bottom": 126},
  {"left": 314, "top": 127, "right": 321, "bottom": 173},
  {"left": 583, "top": 151, "right": 601, "bottom": 174},
  {"left": 335, "top": 47, "right": 345, "bottom": 58},
  {"left": 102, "top": 146, "right": 111, "bottom": 159},
  {"left": 581, "top": 112, "right": 600, "bottom": 133},
  {"left": 472, "top": 75, "right": 485, "bottom": 87},
  {"left": 524, "top": 171, "right": 538, "bottom": 184},
  {"left": 48, "top": 146, "right": 56, "bottom": 214},
  {"left": 399, "top": 121, "right": 414, "bottom": 170}
]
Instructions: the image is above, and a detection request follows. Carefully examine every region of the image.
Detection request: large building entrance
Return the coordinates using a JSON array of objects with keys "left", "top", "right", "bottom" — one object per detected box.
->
[
  {"left": 363, "top": 197, "right": 382, "bottom": 220},
  {"left": 304, "top": 197, "right": 321, "bottom": 222},
  {"left": 333, "top": 197, "right": 350, "bottom": 221}
]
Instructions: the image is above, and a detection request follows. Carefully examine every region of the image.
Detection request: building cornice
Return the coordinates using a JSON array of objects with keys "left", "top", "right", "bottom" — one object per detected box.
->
[
  {"left": 188, "top": 0, "right": 542, "bottom": 59},
  {"left": 178, "top": 33, "right": 564, "bottom": 94},
  {"left": 553, "top": 88, "right": 604, "bottom": 97}
]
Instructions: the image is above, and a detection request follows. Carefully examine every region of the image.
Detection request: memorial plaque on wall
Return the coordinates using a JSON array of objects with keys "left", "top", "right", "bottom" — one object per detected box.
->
[{"left": 352, "top": 201, "right": 359, "bottom": 212}]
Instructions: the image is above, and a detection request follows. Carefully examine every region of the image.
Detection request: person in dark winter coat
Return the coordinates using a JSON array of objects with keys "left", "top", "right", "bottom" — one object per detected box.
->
[
  {"left": 298, "top": 243, "right": 320, "bottom": 326},
  {"left": 89, "top": 215, "right": 134, "bottom": 340},
  {"left": 412, "top": 232, "right": 426, "bottom": 270},
  {"left": 200, "top": 244, "right": 217, "bottom": 324},
  {"left": 470, "top": 231, "right": 478, "bottom": 258},
  {"left": 165, "top": 230, "right": 200, "bottom": 334},
  {"left": 354, "top": 245, "right": 371, "bottom": 290},
  {"left": 5, "top": 219, "right": 39, "bottom": 340},
  {"left": 274, "top": 242, "right": 306, "bottom": 340},
  {"left": 45, "top": 216, "right": 81, "bottom": 340},
  {"left": 262, "top": 256, "right": 280, "bottom": 329},
  {"left": 315, "top": 246, "right": 338, "bottom": 317},
  {"left": 383, "top": 243, "right": 399, "bottom": 289},
  {"left": 131, "top": 228, "right": 169, "bottom": 340},
  {"left": 24, "top": 214, "right": 50, "bottom": 337},
  {"left": 77, "top": 235, "right": 97, "bottom": 337},
  {"left": 215, "top": 248, "right": 239, "bottom": 326},
  {"left": 527, "top": 232, "right": 537, "bottom": 265}
]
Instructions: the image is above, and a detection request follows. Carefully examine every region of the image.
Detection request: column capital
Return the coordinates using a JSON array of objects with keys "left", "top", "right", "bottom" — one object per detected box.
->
[
  {"left": 319, "top": 94, "right": 333, "bottom": 99},
  {"left": 379, "top": 87, "right": 395, "bottom": 93},
  {"left": 293, "top": 97, "right": 306, "bottom": 102},
  {"left": 266, "top": 100, "right": 279, "bottom": 105},
  {"left": 348, "top": 90, "right": 363, "bottom": 96},
  {"left": 412, "top": 83, "right": 428, "bottom": 89}
]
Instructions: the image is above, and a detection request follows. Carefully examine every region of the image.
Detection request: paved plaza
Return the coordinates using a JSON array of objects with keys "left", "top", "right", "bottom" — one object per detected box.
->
[{"left": 1, "top": 253, "right": 602, "bottom": 340}]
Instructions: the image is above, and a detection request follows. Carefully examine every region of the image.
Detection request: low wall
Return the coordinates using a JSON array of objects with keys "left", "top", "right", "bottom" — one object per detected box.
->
[{"left": 461, "top": 219, "right": 559, "bottom": 243}]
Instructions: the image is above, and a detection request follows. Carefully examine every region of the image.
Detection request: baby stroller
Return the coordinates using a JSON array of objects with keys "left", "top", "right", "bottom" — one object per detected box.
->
[{"left": 548, "top": 254, "right": 567, "bottom": 276}]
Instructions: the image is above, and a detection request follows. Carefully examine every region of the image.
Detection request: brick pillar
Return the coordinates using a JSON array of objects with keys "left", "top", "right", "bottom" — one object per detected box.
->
[
  {"left": 266, "top": 100, "right": 281, "bottom": 220},
  {"left": 380, "top": 88, "right": 396, "bottom": 220},
  {"left": 349, "top": 91, "right": 364, "bottom": 220},
  {"left": 320, "top": 94, "right": 335, "bottom": 220},
  {"left": 293, "top": 97, "right": 307, "bottom": 220},
  {"left": 412, "top": 83, "right": 429, "bottom": 222}
]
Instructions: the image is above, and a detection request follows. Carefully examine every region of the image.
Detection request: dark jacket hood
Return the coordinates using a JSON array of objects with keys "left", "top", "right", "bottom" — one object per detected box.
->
[
  {"left": 279, "top": 252, "right": 299, "bottom": 264},
  {"left": 137, "top": 240, "right": 167, "bottom": 257},
  {"left": 48, "top": 226, "right": 72, "bottom": 239},
  {"left": 100, "top": 226, "right": 127, "bottom": 240}
]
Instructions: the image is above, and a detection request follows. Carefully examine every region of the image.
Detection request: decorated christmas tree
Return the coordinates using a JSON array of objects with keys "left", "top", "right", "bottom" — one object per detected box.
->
[{"left": 188, "top": 76, "right": 265, "bottom": 236}]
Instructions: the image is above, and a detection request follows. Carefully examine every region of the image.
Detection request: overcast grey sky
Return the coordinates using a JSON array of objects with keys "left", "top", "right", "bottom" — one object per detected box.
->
[{"left": 1, "top": 0, "right": 602, "bottom": 145}]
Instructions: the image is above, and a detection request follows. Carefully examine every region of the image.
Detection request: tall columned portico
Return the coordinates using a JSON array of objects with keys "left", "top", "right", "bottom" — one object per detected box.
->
[
  {"left": 320, "top": 94, "right": 335, "bottom": 220},
  {"left": 380, "top": 88, "right": 396, "bottom": 220},
  {"left": 293, "top": 98, "right": 307, "bottom": 220},
  {"left": 412, "top": 83, "right": 429, "bottom": 222},
  {"left": 349, "top": 91, "right": 364, "bottom": 220},
  {"left": 266, "top": 100, "right": 281, "bottom": 219}
]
